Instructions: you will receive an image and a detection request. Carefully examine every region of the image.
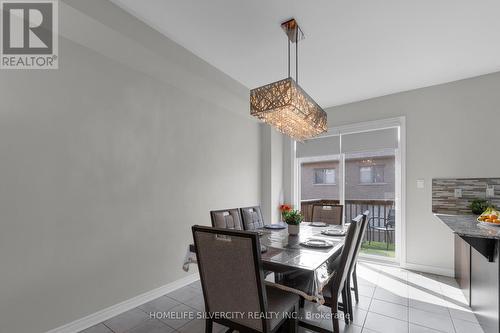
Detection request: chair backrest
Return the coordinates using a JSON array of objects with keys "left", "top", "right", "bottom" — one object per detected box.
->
[
  {"left": 240, "top": 206, "right": 265, "bottom": 230},
  {"left": 348, "top": 211, "right": 370, "bottom": 275},
  {"left": 192, "top": 226, "right": 268, "bottom": 332},
  {"left": 210, "top": 209, "right": 243, "bottom": 230},
  {"left": 386, "top": 209, "right": 396, "bottom": 227},
  {"left": 330, "top": 214, "right": 361, "bottom": 296},
  {"left": 311, "top": 204, "right": 343, "bottom": 225}
]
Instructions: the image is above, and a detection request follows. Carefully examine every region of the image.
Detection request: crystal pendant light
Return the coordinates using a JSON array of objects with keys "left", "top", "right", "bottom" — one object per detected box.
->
[{"left": 250, "top": 19, "right": 327, "bottom": 141}]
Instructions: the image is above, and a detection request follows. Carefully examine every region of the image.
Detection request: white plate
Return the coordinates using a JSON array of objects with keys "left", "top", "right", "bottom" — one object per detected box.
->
[
  {"left": 310, "top": 222, "right": 328, "bottom": 227},
  {"left": 321, "top": 229, "right": 346, "bottom": 236},
  {"left": 300, "top": 238, "right": 334, "bottom": 248},
  {"left": 264, "top": 223, "right": 287, "bottom": 229}
]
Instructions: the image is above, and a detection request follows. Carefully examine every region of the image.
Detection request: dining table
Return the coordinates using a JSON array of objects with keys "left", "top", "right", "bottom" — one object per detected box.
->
[{"left": 183, "top": 222, "right": 347, "bottom": 304}]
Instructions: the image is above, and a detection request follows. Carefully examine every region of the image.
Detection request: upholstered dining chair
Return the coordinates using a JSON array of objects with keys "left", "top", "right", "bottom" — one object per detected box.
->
[
  {"left": 240, "top": 206, "right": 265, "bottom": 230},
  {"left": 311, "top": 204, "right": 344, "bottom": 225},
  {"left": 192, "top": 225, "right": 299, "bottom": 333},
  {"left": 346, "top": 211, "right": 369, "bottom": 320},
  {"left": 303, "top": 215, "right": 362, "bottom": 333},
  {"left": 210, "top": 208, "right": 243, "bottom": 230}
]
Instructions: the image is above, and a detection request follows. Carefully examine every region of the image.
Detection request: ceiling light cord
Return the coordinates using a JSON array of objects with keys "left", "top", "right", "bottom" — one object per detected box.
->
[
  {"left": 296, "top": 27, "right": 299, "bottom": 84},
  {"left": 286, "top": 27, "right": 300, "bottom": 83},
  {"left": 288, "top": 38, "right": 291, "bottom": 78}
]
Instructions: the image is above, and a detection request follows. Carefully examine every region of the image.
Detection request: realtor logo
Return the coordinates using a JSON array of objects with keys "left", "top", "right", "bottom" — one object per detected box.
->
[{"left": 1, "top": 0, "right": 58, "bottom": 69}]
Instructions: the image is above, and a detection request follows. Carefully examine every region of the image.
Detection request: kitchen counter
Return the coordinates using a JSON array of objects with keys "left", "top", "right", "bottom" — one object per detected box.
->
[
  {"left": 436, "top": 213, "right": 499, "bottom": 333},
  {"left": 435, "top": 214, "right": 500, "bottom": 239}
]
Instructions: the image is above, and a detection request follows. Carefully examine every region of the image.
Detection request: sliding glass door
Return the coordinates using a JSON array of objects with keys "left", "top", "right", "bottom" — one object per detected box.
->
[
  {"left": 296, "top": 136, "right": 341, "bottom": 222},
  {"left": 296, "top": 124, "right": 402, "bottom": 262},
  {"left": 343, "top": 129, "right": 398, "bottom": 259}
]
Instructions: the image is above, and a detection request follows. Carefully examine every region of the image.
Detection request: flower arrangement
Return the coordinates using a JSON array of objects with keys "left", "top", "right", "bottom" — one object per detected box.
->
[{"left": 280, "top": 204, "right": 303, "bottom": 226}]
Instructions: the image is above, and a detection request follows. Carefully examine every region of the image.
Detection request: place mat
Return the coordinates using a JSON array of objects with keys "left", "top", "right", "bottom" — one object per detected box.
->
[{"left": 310, "top": 222, "right": 328, "bottom": 227}]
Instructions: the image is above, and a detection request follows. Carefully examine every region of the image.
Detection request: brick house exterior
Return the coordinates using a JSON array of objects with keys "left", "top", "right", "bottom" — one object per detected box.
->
[{"left": 301, "top": 156, "right": 395, "bottom": 201}]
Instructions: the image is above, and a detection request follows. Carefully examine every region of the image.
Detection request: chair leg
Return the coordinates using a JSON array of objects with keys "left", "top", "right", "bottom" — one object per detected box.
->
[
  {"left": 205, "top": 319, "right": 213, "bottom": 333},
  {"left": 289, "top": 303, "right": 299, "bottom": 333},
  {"left": 346, "top": 279, "right": 353, "bottom": 323},
  {"left": 299, "top": 297, "right": 305, "bottom": 308},
  {"left": 386, "top": 230, "right": 389, "bottom": 250},
  {"left": 330, "top": 296, "right": 340, "bottom": 333},
  {"left": 352, "top": 264, "right": 359, "bottom": 304},
  {"left": 348, "top": 285, "right": 354, "bottom": 323},
  {"left": 341, "top": 286, "right": 350, "bottom": 325}
]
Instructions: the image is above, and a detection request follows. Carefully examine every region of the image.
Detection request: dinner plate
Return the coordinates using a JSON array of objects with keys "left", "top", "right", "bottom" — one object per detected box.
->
[
  {"left": 264, "top": 223, "right": 287, "bottom": 229},
  {"left": 310, "top": 222, "right": 328, "bottom": 227},
  {"left": 300, "top": 238, "right": 334, "bottom": 248},
  {"left": 321, "top": 229, "right": 346, "bottom": 236}
]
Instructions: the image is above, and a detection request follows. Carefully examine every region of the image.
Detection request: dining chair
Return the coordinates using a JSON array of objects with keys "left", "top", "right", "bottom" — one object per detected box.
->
[
  {"left": 210, "top": 208, "right": 243, "bottom": 230},
  {"left": 192, "top": 225, "right": 300, "bottom": 333},
  {"left": 315, "top": 215, "right": 361, "bottom": 333},
  {"left": 240, "top": 206, "right": 265, "bottom": 230},
  {"left": 311, "top": 204, "right": 343, "bottom": 225},
  {"left": 346, "top": 211, "right": 369, "bottom": 320}
]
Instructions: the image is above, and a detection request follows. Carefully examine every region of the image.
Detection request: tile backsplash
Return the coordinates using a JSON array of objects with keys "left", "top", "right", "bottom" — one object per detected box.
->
[{"left": 432, "top": 178, "right": 500, "bottom": 215}]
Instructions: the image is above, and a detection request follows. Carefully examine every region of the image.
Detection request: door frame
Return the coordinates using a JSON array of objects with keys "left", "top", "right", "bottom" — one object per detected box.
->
[{"left": 291, "top": 116, "right": 406, "bottom": 266}]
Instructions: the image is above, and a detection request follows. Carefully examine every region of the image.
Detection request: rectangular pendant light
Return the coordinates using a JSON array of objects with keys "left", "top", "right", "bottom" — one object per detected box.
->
[
  {"left": 250, "top": 19, "right": 327, "bottom": 141},
  {"left": 250, "top": 77, "right": 327, "bottom": 141}
]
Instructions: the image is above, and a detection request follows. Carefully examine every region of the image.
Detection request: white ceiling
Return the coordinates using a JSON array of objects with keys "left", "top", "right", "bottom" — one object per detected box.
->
[{"left": 111, "top": 0, "right": 500, "bottom": 108}]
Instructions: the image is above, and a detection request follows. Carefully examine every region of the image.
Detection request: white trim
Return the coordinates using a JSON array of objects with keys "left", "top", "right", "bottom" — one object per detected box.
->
[
  {"left": 398, "top": 117, "right": 407, "bottom": 267},
  {"left": 403, "top": 262, "right": 454, "bottom": 277},
  {"left": 45, "top": 273, "right": 199, "bottom": 333}
]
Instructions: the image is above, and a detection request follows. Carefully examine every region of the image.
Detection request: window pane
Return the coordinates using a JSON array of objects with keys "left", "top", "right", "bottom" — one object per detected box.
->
[
  {"left": 314, "top": 168, "right": 336, "bottom": 184},
  {"left": 314, "top": 169, "right": 324, "bottom": 183},
  {"left": 324, "top": 169, "right": 336, "bottom": 184},
  {"left": 360, "top": 166, "right": 372, "bottom": 183},
  {"left": 301, "top": 161, "right": 340, "bottom": 203},
  {"left": 374, "top": 165, "right": 385, "bottom": 183}
]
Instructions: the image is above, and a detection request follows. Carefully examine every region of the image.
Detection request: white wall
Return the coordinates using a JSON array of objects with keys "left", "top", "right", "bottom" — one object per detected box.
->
[
  {"left": 324, "top": 72, "right": 500, "bottom": 274},
  {"left": 0, "top": 1, "right": 261, "bottom": 333}
]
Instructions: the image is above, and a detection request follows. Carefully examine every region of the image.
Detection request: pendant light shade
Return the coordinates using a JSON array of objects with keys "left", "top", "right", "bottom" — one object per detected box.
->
[
  {"left": 250, "top": 77, "right": 327, "bottom": 141},
  {"left": 250, "top": 18, "right": 327, "bottom": 141}
]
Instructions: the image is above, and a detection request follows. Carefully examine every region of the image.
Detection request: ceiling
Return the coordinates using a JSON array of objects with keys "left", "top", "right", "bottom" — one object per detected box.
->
[{"left": 111, "top": 0, "right": 500, "bottom": 108}]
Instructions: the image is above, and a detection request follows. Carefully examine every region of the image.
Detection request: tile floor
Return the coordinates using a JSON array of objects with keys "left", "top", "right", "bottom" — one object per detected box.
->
[{"left": 80, "top": 262, "right": 484, "bottom": 333}]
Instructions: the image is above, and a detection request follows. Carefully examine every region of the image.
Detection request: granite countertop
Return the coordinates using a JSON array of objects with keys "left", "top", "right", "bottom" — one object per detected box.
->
[{"left": 435, "top": 214, "right": 500, "bottom": 239}]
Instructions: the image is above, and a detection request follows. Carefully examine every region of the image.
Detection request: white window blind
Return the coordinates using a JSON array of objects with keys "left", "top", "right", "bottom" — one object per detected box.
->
[
  {"left": 341, "top": 128, "right": 398, "bottom": 153},
  {"left": 296, "top": 135, "right": 340, "bottom": 158}
]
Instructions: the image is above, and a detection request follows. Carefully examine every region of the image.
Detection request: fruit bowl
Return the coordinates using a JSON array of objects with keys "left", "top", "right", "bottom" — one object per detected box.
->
[
  {"left": 477, "top": 207, "right": 500, "bottom": 226},
  {"left": 477, "top": 218, "right": 500, "bottom": 227}
]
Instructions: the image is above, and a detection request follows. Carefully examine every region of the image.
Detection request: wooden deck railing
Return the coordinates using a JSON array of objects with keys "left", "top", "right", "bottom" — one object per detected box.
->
[{"left": 301, "top": 199, "right": 395, "bottom": 244}]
